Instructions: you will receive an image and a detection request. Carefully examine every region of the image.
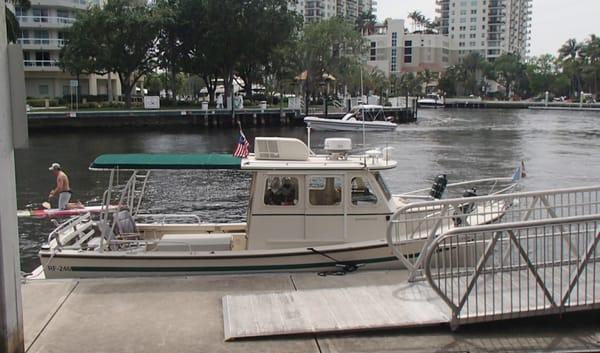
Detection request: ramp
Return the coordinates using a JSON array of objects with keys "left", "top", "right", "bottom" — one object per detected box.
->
[{"left": 222, "top": 282, "right": 450, "bottom": 341}]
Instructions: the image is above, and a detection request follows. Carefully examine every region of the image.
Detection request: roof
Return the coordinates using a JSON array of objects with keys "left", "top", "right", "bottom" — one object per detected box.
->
[
  {"left": 241, "top": 154, "right": 397, "bottom": 171},
  {"left": 89, "top": 154, "right": 242, "bottom": 171}
]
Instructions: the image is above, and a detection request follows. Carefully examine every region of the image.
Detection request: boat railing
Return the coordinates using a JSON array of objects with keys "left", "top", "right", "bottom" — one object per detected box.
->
[
  {"left": 135, "top": 214, "right": 202, "bottom": 225},
  {"left": 47, "top": 213, "right": 92, "bottom": 246},
  {"left": 423, "top": 214, "right": 600, "bottom": 329},
  {"left": 387, "top": 184, "right": 600, "bottom": 282},
  {"left": 394, "top": 177, "right": 517, "bottom": 201}
]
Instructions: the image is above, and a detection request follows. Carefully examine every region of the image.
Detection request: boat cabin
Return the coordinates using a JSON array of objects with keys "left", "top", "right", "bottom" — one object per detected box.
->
[
  {"left": 88, "top": 137, "right": 399, "bottom": 251},
  {"left": 243, "top": 137, "right": 397, "bottom": 249}
]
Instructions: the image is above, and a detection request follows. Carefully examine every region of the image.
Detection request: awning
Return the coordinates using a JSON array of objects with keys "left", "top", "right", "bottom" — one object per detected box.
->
[{"left": 89, "top": 153, "right": 242, "bottom": 170}]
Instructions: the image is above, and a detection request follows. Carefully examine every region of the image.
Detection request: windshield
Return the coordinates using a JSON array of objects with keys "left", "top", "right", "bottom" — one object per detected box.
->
[{"left": 374, "top": 172, "right": 391, "bottom": 200}]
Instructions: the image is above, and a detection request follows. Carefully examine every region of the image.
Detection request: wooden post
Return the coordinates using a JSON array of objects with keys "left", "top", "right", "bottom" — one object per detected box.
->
[{"left": 0, "top": 3, "right": 25, "bottom": 352}]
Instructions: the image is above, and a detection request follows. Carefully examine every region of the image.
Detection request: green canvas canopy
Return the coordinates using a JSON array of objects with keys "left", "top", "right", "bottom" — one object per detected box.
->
[{"left": 89, "top": 153, "right": 242, "bottom": 170}]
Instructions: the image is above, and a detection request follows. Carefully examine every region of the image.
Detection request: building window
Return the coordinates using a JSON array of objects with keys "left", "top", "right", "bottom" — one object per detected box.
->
[
  {"left": 32, "top": 8, "right": 48, "bottom": 22},
  {"left": 39, "top": 85, "right": 49, "bottom": 96},
  {"left": 33, "top": 30, "right": 49, "bottom": 44},
  {"left": 35, "top": 51, "right": 50, "bottom": 66},
  {"left": 370, "top": 42, "right": 376, "bottom": 61},
  {"left": 309, "top": 176, "right": 342, "bottom": 206},
  {"left": 351, "top": 177, "right": 378, "bottom": 205},
  {"left": 391, "top": 32, "right": 397, "bottom": 47},
  {"left": 264, "top": 176, "right": 299, "bottom": 206},
  {"left": 404, "top": 55, "right": 412, "bottom": 63}
]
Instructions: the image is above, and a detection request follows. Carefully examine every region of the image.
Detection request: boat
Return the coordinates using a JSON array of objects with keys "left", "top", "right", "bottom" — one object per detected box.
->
[
  {"left": 417, "top": 94, "right": 445, "bottom": 108},
  {"left": 32, "top": 137, "right": 517, "bottom": 279},
  {"left": 303, "top": 105, "right": 397, "bottom": 132}
]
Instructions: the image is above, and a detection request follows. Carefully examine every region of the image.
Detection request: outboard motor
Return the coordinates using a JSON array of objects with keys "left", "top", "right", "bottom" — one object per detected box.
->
[{"left": 429, "top": 174, "right": 448, "bottom": 199}]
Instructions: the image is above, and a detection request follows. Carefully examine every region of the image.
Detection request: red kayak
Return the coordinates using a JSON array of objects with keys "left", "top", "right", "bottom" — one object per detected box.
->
[{"left": 18, "top": 205, "right": 119, "bottom": 219}]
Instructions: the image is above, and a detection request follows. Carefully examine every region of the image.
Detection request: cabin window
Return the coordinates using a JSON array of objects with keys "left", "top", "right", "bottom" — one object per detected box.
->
[
  {"left": 264, "top": 176, "right": 298, "bottom": 206},
  {"left": 374, "top": 172, "right": 391, "bottom": 200},
  {"left": 351, "top": 177, "right": 378, "bottom": 205},
  {"left": 309, "top": 176, "right": 342, "bottom": 206}
]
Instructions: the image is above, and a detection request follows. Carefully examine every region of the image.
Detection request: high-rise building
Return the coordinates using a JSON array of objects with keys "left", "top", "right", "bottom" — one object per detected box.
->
[
  {"left": 288, "top": 0, "right": 374, "bottom": 23},
  {"left": 14, "top": 0, "right": 121, "bottom": 98},
  {"left": 436, "top": 0, "right": 532, "bottom": 61}
]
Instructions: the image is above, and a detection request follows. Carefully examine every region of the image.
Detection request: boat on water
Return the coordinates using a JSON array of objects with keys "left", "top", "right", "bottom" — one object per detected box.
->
[
  {"left": 32, "top": 137, "right": 517, "bottom": 279},
  {"left": 303, "top": 105, "right": 397, "bottom": 132},
  {"left": 417, "top": 94, "right": 445, "bottom": 108}
]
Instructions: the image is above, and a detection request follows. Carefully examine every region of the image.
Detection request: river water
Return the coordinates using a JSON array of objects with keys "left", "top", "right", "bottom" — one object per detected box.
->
[{"left": 15, "top": 108, "right": 600, "bottom": 272}]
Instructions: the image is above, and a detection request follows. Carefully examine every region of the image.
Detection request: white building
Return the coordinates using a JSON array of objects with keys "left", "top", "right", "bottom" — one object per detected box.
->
[
  {"left": 289, "top": 0, "right": 375, "bottom": 23},
  {"left": 15, "top": 0, "right": 121, "bottom": 98},
  {"left": 365, "top": 19, "right": 457, "bottom": 77},
  {"left": 436, "top": 0, "right": 532, "bottom": 61}
]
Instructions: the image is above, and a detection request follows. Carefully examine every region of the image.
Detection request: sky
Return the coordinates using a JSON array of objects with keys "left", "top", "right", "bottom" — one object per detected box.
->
[{"left": 376, "top": 0, "right": 599, "bottom": 57}]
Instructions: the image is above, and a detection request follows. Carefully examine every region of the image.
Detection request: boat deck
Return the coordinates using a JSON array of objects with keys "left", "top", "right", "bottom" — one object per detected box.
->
[{"left": 23, "top": 270, "right": 600, "bottom": 353}]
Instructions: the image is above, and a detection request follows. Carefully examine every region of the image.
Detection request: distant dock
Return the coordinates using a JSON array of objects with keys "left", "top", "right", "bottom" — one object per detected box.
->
[
  {"left": 27, "top": 106, "right": 417, "bottom": 130},
  {"left": 442, "top": 98, "right": 600, "bottom": 110}
]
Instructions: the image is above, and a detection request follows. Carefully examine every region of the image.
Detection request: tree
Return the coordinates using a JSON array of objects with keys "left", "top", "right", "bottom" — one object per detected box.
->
[
  {"left": 5, "top": 0, "right": 30, "bottom": 43},
  {"left": 558, "top": 38, "right": 583, "bottom": 97},
  {"left": 418, "top": 69, "right": 437, "bottom": 94},
  {"left": 155, "top": 0, "right": 181, "bottom": 100},
  {"left": 355, "top": 10, "right": 377, "bottom": 35},
  {"left": 297, "top": 17, "right": 366, "bottom": 107},
  {"left": 494, "top": 53, "right": 528, "bottom": 99},
  {"left": 59, "top": 6, "right": 108, "bottom": 98}
]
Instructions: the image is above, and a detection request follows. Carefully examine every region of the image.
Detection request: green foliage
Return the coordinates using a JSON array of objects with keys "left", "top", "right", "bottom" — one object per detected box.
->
[{"left": 297, "top": 17, "right": 366, "bottom": 97}]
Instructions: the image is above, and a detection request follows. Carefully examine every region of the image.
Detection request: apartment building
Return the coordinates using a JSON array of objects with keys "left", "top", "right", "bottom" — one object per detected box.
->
[
  {"left": 436, "top": 0, "right": 532, "bottom": 61},
  {"left": 289, "top": 0, "right": 375, "bottom": 23},
  {"left": 15, "top": 0, "right": 121, "bottom": 98},
  {"left": 365, "top": 19, "right": 457, "bottom": 77}
]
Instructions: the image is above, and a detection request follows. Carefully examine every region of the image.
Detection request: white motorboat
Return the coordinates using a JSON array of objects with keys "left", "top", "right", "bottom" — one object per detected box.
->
[
  {"left": 417, "top": 94, "right": 445, "bottom": 108},
  {"left": 33, "top": 137, "right": 518, "bottom": 279},
  {"left": 303, "top": 105, "right": 397, "bottom": 132}
]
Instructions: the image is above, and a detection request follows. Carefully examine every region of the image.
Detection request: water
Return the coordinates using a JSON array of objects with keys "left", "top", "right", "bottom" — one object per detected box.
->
[{"left": 15, "top": 109, "right": 600, "bottom": 272}]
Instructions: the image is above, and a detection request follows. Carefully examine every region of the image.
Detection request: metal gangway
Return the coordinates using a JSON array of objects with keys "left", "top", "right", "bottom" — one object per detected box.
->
[
  {"left": 222, "top": 185, "right": 600, "bottom": 339},
  {"left": 388, "top": 184, "right": 600, "bottom": 281}
]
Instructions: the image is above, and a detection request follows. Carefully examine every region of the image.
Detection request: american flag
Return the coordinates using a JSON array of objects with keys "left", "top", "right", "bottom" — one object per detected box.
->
[{"left": 233, "top": 130, "right": 250, "bottom": 158}]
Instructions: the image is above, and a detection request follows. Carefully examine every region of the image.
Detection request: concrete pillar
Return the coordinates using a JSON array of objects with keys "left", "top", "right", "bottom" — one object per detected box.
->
[
  {"left": 88, "top": 73, "right": 98, "bottom": 96},
  {"left": 0, "top": 2, "right": 25, "bottom": 352}
]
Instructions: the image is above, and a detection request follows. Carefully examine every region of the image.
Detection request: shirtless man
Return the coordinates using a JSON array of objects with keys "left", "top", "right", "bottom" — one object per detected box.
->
[{"left": 48, "top": 163, "right": 81, "bottom": 210}]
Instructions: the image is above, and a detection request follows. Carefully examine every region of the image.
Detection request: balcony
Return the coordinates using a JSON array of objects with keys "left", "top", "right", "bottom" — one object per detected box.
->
[
  {"left": 17, "top": 16, "right": 75, "bottom": 29},
  {"left": 30, "top": 0, "right": 93, "bottom": 9},
  {"left": 23, "top": 59, "right": 61, "bottom": 71},
  {"left": 17, "top": 38, "right": 65, "bottom": 50}
]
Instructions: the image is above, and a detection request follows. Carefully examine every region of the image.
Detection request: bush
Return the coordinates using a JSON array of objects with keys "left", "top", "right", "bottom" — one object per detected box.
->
[{"left": 27, "top": 98, "right": 59, "bottom": 107}]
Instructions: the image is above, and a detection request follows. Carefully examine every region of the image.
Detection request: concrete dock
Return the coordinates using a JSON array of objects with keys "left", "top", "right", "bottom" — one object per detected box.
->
[{"left": 22, "top": 270, "right": 600, "bottom": 353}]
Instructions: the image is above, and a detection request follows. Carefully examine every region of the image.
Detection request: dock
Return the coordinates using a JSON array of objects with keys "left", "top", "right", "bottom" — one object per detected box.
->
[
  {"left": 22, "top": 270, "right": 600, "bottom": 353},
  {"left": 26, "top": 106, "right": 417, "bottom": 130}
]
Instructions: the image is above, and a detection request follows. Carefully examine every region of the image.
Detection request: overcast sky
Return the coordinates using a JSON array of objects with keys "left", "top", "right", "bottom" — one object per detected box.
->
[{"left": 376, "top": 0, "right": 599, "bottom": 57}]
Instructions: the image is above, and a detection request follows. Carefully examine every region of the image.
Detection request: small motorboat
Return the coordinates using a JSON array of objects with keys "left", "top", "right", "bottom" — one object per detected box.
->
[
  {"left": 32, "top": 137, "right": 519, "bottom": 279},
  {"left": 304, "top": 105, "right": 397, "bottom": 132},
  {"left": 418, "top": 94, "right": 445, "bottom": 108}
]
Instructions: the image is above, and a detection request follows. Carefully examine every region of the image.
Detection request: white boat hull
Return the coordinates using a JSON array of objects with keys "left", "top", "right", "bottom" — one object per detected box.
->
[
  {"left": 304, "top": 117, "right": 397, "bottom": 132},
  {"left": 37, "top": 239, "right": 422, "bottom": 278}
]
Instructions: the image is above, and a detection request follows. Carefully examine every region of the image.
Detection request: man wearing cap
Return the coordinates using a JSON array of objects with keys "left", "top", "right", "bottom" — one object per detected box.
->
[{"left": 48, "top": 163, "right": 73, "bottom": 210}]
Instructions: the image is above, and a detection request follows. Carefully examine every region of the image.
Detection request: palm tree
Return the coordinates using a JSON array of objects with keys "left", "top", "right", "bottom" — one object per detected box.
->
[
  {"left": 558, "top": 38, "right": 584, "bottom": 97},
  {"left": 355, "top": 10, "right": 377, "bottom": 35},
  {"left": 407, "top": 11, "right": 422, "bottom": 32},
  {"left": 417, "top": 69, "right": 437, "bottom": 94}
]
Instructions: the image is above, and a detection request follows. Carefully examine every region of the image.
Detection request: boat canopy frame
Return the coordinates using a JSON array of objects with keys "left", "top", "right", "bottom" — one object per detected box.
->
[{"left": 89, "top": 153, "right": 243, "bottom": 171}]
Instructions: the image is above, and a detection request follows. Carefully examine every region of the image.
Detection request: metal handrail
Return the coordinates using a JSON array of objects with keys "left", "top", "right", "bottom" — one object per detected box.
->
[
  {"left": 46, "top": 213, "right": 91, "bottom": 245},
  {"left": 423, "top": 213, "right": 600, "bottom": 329},
  {"left": 387, "top": 184, "right": 600, "bottom": 281}
]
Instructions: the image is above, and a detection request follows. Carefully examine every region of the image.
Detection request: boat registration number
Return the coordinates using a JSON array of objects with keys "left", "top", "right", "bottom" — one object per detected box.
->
[{"left": 46, "top": 265, "right": 72, "bottom": 272}]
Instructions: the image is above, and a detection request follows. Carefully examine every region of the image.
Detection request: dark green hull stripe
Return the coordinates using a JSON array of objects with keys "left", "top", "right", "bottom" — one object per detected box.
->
[{"left": 67, "top": 256, "right": 399, "bottom": 273}]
